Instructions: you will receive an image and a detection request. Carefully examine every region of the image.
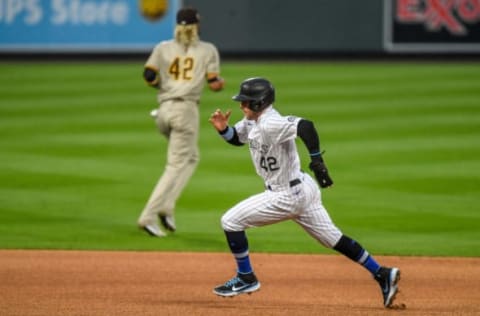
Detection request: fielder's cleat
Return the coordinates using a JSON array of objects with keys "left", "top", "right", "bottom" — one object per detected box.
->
[
  {"left": 159, "top": 214, "right": 176, "bottom": 232},
  {"left": 374, "top": 267, "right": 400, "bottom": 308},
  {"left": 140, "top": 223, "right": 166, "bottom": 237},
  {"left": 213, "top": 272, "right": 261, "bottom": 297}
]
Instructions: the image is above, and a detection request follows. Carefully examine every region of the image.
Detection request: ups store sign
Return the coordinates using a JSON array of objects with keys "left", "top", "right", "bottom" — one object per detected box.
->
[
  {"left": 0, "top": 0, "right": 178, "bottom": 53},
  {"left": 384, "top": 0, "right": 480, "bottom": 52}
]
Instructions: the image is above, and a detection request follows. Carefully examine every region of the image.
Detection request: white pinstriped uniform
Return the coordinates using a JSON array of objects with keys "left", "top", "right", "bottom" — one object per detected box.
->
[{"left": 221, "top": 106, "right": 343, "bottom": 248}]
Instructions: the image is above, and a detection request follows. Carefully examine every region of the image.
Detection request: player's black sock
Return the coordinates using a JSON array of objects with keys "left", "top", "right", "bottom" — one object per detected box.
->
[
  {"left": 224, "top": 230, "right": 253, "bottom": 274},
  {"left": 334, "top": 235, "right": 381, "bottom": 275}
]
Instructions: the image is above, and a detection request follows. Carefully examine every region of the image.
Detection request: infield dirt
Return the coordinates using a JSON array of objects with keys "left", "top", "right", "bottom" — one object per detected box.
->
[{"left": 1, "top": 250, "right": 479, "bottom": 316}]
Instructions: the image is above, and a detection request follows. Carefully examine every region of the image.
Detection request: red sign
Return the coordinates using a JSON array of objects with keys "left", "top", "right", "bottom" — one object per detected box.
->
[{"left": 384, "top": 0, "right": 480, "bottom": 52}]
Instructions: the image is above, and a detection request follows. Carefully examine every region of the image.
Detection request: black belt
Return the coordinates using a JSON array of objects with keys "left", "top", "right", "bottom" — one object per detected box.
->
[
  {"left": 168, "top": 97, "right": 199, "bottom": 104},
  {"left": 266, "top": 178, "right": 301, "bottom": 191}
]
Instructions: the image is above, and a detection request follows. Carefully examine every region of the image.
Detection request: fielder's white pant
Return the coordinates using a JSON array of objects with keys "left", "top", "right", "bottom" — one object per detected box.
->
[{"left": 221, "top": 173, "right": 343, "bottom": 248}]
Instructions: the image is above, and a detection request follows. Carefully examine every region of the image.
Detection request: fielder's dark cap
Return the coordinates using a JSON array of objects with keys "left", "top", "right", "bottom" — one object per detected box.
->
[{"left": 176, "top": 7, "right": 200, "bottom": 25}]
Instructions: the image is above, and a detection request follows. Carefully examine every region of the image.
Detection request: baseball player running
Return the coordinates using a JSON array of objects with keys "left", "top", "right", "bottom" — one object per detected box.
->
[
  {"left": 209, "top": 77, "right": 401, "bottom": 308},
  {"left": 138, "top": 7, "right": 224, "bottom": 237}
]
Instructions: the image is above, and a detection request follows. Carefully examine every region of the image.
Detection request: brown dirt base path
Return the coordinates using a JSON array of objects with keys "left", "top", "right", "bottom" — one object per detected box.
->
[{"left": 1, "top": 250, "right": 479, "bottom": 316}]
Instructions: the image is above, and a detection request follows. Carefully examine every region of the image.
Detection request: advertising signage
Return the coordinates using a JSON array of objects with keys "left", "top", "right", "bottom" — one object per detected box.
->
[
  {"left": 384, "top": 0, "right": 480, "bottom": 52},
  {"left": 0, "top": 0, "right": 180, "bottom": 52}
]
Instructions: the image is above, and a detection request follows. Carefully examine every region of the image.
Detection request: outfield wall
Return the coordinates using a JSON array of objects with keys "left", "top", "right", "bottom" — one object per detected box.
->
[
  {"left": 186, "top": 0, "right": 480, "bottom": 55},
  {"left": 1, "top": 0, "right": 479, "bottom": 55}
]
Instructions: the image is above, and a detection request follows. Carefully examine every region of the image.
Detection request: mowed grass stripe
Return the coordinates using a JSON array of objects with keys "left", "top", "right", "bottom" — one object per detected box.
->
[{"left": 0, "top": 61, "right": 479, "bottom": 255}]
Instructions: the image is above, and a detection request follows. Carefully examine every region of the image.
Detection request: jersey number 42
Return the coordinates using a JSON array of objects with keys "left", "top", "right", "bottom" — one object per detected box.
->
[
  {"left": 260, "top": 156, "right": 279, "bottom": 172},
  {"left": 169, "top": 57, "right": 194, "bottom": 80}
]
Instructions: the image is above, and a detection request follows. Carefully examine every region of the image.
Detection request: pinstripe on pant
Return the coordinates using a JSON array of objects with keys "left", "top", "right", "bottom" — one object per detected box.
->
[{"left": 221, "top": 173, "right": 342, "bottom": 248}]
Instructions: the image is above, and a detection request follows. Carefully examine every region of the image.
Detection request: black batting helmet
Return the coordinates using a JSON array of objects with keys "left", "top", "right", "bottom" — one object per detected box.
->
[{"left": 232, "top": 77, "right": 275, "bottom": 112}]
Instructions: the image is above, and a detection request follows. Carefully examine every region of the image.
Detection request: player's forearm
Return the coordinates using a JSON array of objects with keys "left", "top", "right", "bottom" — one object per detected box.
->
[
  {"left": 297, "top": 119, "right": 322, "bottom": 160},
  {"left": 219, "top": 126, "right": 243, "bottom": 146},
  {"left": 298, "top": 119, "right": 333, "bottom": 187}
]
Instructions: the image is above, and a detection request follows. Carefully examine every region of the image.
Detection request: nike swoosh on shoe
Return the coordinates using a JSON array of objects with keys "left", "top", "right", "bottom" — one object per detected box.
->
[{"left": 232, "top": 284, "right": 251, "bottom": 292}]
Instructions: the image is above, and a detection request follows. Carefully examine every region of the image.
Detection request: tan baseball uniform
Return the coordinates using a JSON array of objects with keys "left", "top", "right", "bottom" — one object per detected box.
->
[{"left": 137, "top": 38, "right": 222, "bottom": 229}]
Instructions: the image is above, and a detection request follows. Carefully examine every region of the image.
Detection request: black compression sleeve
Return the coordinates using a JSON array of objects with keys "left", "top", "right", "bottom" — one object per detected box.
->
[
  {"left": 219, "top": 126, "right": 244, "bottom": 146},
  {"left": 207, "top": 76, "right": 220, "bottom": 83},
  {"left": 143, "top": 68, "right": 157, "bottom": 83},
  {"left": 224, "top": 231, "right": 249, "bottom": 253},
  {"left": 333, "top": 235, "right": 366, "bottom": 262},
  {"left": 297, "top": 119, "right": 321, "bottom": 156}
]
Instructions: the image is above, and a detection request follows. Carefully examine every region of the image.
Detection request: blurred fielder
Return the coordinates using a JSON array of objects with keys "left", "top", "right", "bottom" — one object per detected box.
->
[{"left": 138, "top": 7, "right": 224, "bottom": 237}]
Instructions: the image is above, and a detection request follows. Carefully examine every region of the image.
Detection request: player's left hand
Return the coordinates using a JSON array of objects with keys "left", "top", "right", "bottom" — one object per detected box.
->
[
  {"left": 309, "top": 160, "right": 333, "bottom": 188},
  {"left": 208, "top": 77, "right": 225, "bottom": 91}
]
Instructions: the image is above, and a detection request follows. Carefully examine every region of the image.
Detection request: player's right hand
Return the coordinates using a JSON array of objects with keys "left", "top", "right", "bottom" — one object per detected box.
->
[{"left": 209, "top": 109, "right": 231, "bottom": 132}]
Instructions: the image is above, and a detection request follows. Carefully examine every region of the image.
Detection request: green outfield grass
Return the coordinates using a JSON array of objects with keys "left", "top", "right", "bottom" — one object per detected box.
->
[{"left": 0, "top": 60, "right": 479, "bottom": 256}]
